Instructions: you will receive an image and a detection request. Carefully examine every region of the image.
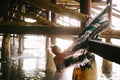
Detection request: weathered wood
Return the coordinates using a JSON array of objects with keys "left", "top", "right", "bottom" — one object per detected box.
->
[
  {"left": 75, "top": 0, "right": 108, "bottom": 5},
  {"left": 92, "top": 2, "right": 116, "bottom": 9},
  {"left": 80, "top": 0, "right": 91, "bottom": 16},
  {"left": 92, "top": 0, "right": 102, "bottom": 2},
  {"left": 46, "top": 37, "right": 56, "bottom": 80},
  {"left": 57, "top": 1, "right": 115, "bottom": 9},
  {"left": 100, "top": 29, "right": 120, "bottom": 39},
  {"left": 102, "top": 59, "right": 112, "bottom": 74},
  {"left": 1, "top": 34, "right": 11, "bottom": 61},
  {"left": 11, "top": 10, "right": 60, "bottom": 27},
  {"left": 1, "top": 0, "right": 11, "bottom": 61},
  {"left": 0, "top": 24, "right": 120, "bottom": 38},
  {"left": 89, "top": 39, "right": 120, "bottom": 64},
  {"left": 112, "top": 8, "right": 120, "bottom": 18},
  {"left": 51, "top": 0, "right": 57, "bottom": 23},
  {"left": 46, "top": 1, "right": 56, "bottom": 80},
  {"left": 1, "top": 62, "right": 11, "bottom": 80},
  {"left": 91, "top": 6, "right": 120, "bottom": 18},
  {"left": 18, "top": 35, "right": 24, "bottom": 54},
  {"left": 57, "top": 0, "right": 79, "bottom": 6},
  {"left": 25, "top": 0, "right": 89, "bottom": 22},
  {"left": 112, "top": 12, "right": 120, "bottom": 18},
  {"left": 1, "top": 22, "right": 42, "bottom": 26},
  {"left": 0, "top": 24, "right": 83, "bottom": 35},
  {"left": 113, "top": 8, "right": 120, "bottom": 13}
]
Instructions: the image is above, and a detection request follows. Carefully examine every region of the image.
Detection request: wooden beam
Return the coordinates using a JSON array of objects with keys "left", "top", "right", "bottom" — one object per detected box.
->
[
  {"left": 25, "top": 0, "right": 89, "bottom": 22},
  {"left": 112, "top": 8, "right": 120, "bottom": 13},
  {"left": 91, "top": 6, "right": 120, "bottom": 18},
  {"left": 57, "top": 0, "right": 79, "bottom": 5},
  {"left": 0, "top": 22, "right": 120, "bottom": 39},
  {"left": 1, "top": 22, "right": 42, "bottom": 26},
  {"left": 0, "top": 24, "right": 83, "bottom": 35},
  {"left": 112, "top": 8, "right": 120, "bottom": 18},
  {"left": 89, "top": 39, "right": 120, "bottom": 64},
  {"left": 0, "top": 22, "right": 120, "bottom": 38},
  {"left": 91, "top": 2, "right": 116, "bottom": 8},
  {"left": 100, "top": 29, "right": 120, "bottom": 39},
  {"left": 75, "top": 0, "right": 114, "bottom": 6},
  {"left": 112, "top": 12, "right": 120, "bottom": 18},
  {"left": 11, "top": 10, "right": 60, "bottom": 27}
]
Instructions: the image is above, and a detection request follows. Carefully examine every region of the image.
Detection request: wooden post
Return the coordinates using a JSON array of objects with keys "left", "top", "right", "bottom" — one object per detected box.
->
[
  {"left": 11, "top": 34, "right": 16, "bottom": 56},
  {"left": 45, "top": 37, "right": 56, "bottom": 80},
  {"left": 102, "top": 0, "right": 112, "bottom": 78},
  {"left": 80, "top": 0, "right": 91, "bottom": 27},
  {"left": 50, "top": 0, "right": 57, "bottom": 78},
  {"left": 102, "top": 39, "right": 113, "bottom": 78},
  {"left": 80, "top": 0, "right": 91, "bottom": 17},
  {"left": 1, "top": 0, "right": 11, "bottom": 61},
  {"left": 45, "top": 0, "right": 56, "bottom": 80},
  {"left": 1, "top": 34, "right": 11, "bottom": 61},
  {"left": 18, "top": 35, "right": 24, "bottom": 55},
  {"left": 17, "top": 2, "right": 25, "bottom": 55},
  {"left": 51, "top": 0, "right": 56, "bottom": 22},
  {"left": 1, "top": 62, "right": 11, "bottom": 80},
  {"left": 18, "top": 59, "right": 23, "bottom": 77}
]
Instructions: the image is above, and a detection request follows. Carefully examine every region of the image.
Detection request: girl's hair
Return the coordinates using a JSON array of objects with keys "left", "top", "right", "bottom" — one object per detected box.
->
[{"left": 51, "top": 45, "right": 61, "bottom": 54}]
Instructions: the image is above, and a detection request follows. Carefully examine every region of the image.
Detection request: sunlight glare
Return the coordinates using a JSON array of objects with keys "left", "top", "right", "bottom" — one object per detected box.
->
[
  {"left": 56, "top": 38, "right": 73, "bottom": 51},
  {"left": 25, "top": 18, "right": 37, "bottom": 23},
  {"left": 23, "top": 59, "right": 37, "bottom": 70}
]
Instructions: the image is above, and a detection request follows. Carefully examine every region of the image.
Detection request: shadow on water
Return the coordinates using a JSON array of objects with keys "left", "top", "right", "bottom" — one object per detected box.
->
[{"left": 0, "top": 49, "right": 46, "bottom": 80}]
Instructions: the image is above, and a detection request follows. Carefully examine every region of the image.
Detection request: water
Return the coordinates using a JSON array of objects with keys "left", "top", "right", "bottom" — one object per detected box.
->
[
  {"left": 0, "top": 49, "right": 120, "bottom": 80},
  {"left": 0, "top": 60, "right": 45, "bottom": 80},
  {"left": 95, "top": 55, "right": 120, "bottom": 80},
  {"left": 0, "top": 49, "right": 46, "bottom": 80}
]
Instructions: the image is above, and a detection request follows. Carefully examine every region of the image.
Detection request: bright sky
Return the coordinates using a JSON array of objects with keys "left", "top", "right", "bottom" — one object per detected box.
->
[{"left": 111, "top": 0, "right": 120, "bottom": 30}]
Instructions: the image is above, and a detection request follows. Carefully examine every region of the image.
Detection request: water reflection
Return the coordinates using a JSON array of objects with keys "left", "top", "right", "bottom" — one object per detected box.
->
[{"left": 0, "top": 49, "right": 45, "bottom": 80}]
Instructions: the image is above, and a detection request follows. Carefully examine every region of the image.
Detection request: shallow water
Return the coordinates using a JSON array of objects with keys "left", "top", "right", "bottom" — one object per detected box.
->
[
  {"left": 0, "top": 49, "right": 46, "bottom": 80},
  {"left": 0, "top": 49, "right": 120, "bottom": 80},
  {"left": 95, "top": 55, "right": 120, "bottom": 80},
  {"left": 0, "top": 59, "right": 45, "bottom": 80}
]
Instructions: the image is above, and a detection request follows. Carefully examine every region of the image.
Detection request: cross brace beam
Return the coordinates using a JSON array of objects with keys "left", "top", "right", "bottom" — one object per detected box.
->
[
  {"left": 0, "top": 24, "right": 83, "bottom": 35},
  {"left": 89, "top": 39, "right": 120, "bottom": 64}
]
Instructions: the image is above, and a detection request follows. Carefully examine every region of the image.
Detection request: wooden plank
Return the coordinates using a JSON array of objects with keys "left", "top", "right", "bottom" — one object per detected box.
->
[
  {"left": 25, "top": 0, "right": 89, "bottom": 22},
  {"left": 89, "top": 39, "right": 120, "bottom": 64},
  {"left": 57, "top": 0, "right": 79, "bottom": 5},
  {"left": 91, "top": 7, "right": 120, "bottom": 18},
  {"left": 0, "top": 24, "right": 83, "bottom": 35},
  {"left": 1, "top": 23, "right": 120, "bottom": 38},
  {"left": 100, "top": 29, "right": 120, "bottom": 39},
  {"left": 1, "top": 22, "right": 42, "bottom": 26},
  {"left": 11, "top": 10, "right": 59, "bottom": 27}
]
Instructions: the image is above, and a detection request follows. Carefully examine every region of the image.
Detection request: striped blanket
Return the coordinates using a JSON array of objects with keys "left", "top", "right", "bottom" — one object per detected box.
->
[{"left": 64, "top": 5, "right": 110, "bottom": 68}]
